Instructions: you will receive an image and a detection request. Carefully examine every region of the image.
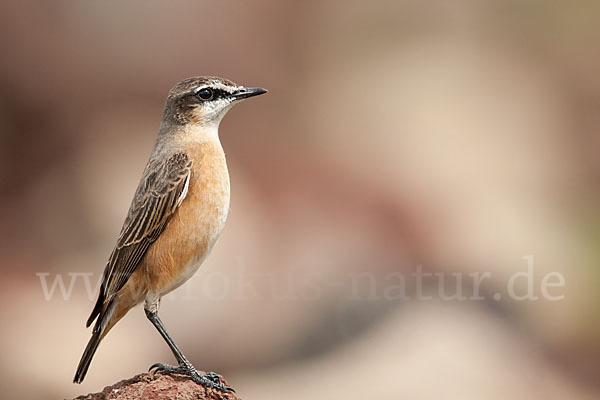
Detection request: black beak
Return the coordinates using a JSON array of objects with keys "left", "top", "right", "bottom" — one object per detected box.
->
[{"left": 231, "top": 87, "right": 268, "bottom": 101}]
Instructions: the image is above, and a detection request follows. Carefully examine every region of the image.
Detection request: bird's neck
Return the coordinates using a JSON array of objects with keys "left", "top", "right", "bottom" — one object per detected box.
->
[
  {"left": 157, "top": 121, "right": 223, "bottom": 149},
  {"left": 182, "top": 123, "right": 221, "bottom": 144}
]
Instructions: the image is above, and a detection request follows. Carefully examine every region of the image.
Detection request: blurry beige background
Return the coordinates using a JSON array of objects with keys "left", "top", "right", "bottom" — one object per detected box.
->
[{"left": 0, "top": 1, "right": 599, "bottom": 399}]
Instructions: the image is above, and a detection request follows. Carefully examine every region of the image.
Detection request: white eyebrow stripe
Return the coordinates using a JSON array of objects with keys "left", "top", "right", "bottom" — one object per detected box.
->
[{"left": 194, "top": 82, "right": 241, "bottom": 94}]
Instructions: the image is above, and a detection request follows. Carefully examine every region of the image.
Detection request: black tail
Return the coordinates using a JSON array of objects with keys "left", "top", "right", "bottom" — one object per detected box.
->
[
  {"left": 86, "top": 290, "right": 104, "bottom": 328},
  {"left": 87, "top": 271, "right": 109, "bottom": 328},
  {"left": 76, "top": 272, "right": 109, "bottom": 383},
  {"left": 75, "top": 297, "right": 114, "bottom": 384},
  {"left": 73, "top": 328, "right": 102, "bottom": 383}
]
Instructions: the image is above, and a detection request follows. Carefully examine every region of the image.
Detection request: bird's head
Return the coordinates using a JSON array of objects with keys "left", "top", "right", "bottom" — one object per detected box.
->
[{"left": 163, "top": 76, "right": 267, "bottom": 127}]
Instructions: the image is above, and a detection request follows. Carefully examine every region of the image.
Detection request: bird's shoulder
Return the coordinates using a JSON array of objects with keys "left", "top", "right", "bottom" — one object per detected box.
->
[
  {"left": 137, "top": 151, "right": 192, "bottom": 197},
  {"left": 117, "top": 151, "right": 193, "bottom": 246}
]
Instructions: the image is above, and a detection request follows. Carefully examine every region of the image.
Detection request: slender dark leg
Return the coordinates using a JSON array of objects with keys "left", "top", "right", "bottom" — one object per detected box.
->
[{"left": 145, "top": 308, "right": 234, "bottom": 393}]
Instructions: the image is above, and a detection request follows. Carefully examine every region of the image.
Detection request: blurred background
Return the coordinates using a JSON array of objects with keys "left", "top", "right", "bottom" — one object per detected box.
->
[{"left": 0, "top": 1, "right": 599, "bottom": 399}]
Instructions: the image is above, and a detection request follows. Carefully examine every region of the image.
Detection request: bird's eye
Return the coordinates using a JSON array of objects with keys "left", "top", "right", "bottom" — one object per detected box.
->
[{"left": 197, "top": 88, "right": 214, "bottom": 101}]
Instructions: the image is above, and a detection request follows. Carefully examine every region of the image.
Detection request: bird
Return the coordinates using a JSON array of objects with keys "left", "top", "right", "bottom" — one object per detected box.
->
[{"left": 73, "top": 76, "right": 267, "bottom": 392}]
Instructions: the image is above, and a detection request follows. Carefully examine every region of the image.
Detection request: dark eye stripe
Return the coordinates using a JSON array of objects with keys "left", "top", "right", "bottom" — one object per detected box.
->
[
  {"left": 195, "top": 88, "right": 229, "bottom": 100},
  {"left": 212, "top": 88, "right": 228, "bottom": 99}
]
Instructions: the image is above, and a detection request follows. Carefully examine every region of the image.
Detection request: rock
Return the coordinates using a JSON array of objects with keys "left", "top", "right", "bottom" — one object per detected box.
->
[{"left": 72, "top": 372, "right": 240, "bottom": 400}]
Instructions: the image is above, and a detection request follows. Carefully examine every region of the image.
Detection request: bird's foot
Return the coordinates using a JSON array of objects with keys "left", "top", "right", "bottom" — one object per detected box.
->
[{"left": 149, "top": 362, "right": 234, "bottom": 393}]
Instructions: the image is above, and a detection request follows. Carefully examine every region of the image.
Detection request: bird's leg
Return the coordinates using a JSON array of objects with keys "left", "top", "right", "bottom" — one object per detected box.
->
[{"left": 144, "top": 307, "right": 234, "bottom": 393}]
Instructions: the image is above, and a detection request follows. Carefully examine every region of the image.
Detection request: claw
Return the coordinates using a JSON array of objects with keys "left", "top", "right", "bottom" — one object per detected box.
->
[
  {"left": 223, "top": 385, "right": 235, "bottom": 393},
  {"left": 148, "top": 363, "right": 162, "bottom": 373},
  {"left": 204, "top": 371, "right": 222, "bottom": 384},
  {"left": 191, "top": 373, "right": 235, "bottom": 393},
  {"left": 209, "top": 374, "right": 234, "bottom": 392},
  {"left": 147, "top": 362, "right": 234, "bottom": 392},
  {"left": 148, "top": 362, "right": 184, "bottom": 376},
  {"left": 203, "top": 372, "right": 235, "bottom": 393}
]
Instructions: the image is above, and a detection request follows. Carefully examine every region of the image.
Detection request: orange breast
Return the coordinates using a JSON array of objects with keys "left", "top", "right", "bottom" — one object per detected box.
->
[{"left": 141, "top": 140, "right": 230, "bottom": 295}]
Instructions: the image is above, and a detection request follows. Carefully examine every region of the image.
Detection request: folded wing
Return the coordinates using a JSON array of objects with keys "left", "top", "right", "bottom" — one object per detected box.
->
[{"left": 86, "top": 152, "right": 192, "bottom": 327}]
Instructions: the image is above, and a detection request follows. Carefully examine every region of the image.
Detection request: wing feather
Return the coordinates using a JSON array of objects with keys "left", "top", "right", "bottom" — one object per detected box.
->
[{"left": 86, "top": 152, "right": 192, "bottom": 327}]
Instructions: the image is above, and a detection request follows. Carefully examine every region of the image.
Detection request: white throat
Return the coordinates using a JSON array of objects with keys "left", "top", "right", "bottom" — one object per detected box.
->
[
  {"left": 185, "top": 104, "right": 234, "bottom": 143},
  {"left": 185, "top": 123, "right": 221, "bottom": 143}
]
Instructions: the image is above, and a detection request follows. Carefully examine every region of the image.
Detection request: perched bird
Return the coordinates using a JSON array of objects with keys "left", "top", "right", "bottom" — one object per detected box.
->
[{"left": 73, "top": 76, "right": 267, "bottom": 392}]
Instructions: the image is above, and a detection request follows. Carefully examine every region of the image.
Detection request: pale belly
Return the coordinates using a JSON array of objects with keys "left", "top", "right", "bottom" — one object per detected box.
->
[
  {"left": 142, "top": 142, "right": 230, "bottom": 297},
  {"left": 160, "top": 192, "right": 230, "bottom": 296}
]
